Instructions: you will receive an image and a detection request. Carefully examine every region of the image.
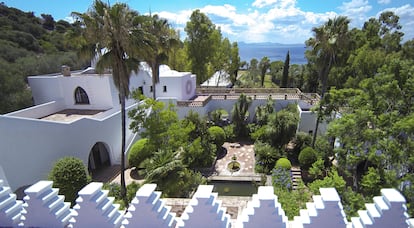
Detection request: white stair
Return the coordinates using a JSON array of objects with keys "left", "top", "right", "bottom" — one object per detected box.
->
[
  {"left": 0, "top": 179, "right": 23, "bottom": 226},
  {"left": 22, "top": 180, "right": 73, "bottom": 227},
  {"left": 124, "top": 184, "right": 177, "bottom": 227},
  {"left": 72, "top": 182, "right": 125, "bottom": 227},
  {"left": 237, "top": 186, "right": 288, "bottom": 228},
  {"left": 179, "top": 185, "right": 230, "bottom": 228}
]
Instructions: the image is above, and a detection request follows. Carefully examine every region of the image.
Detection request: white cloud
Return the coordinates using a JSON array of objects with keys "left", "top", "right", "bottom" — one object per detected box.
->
[
  {"left": 339, "top": 0, "right": 372, "bottom": 27},
  {"left": 157, "top": 9, "right": 192, "bottom": 25},
  {"left": 156, "top": 0, "right": 390, "bottom": 43},
  {"left": 252, "top": 0, "right": 278, "bottom": 8},
  {"left": 339, "top": 0, "right": 372, "bottom": 16},
  {"left": 252, "top": 0, "right": 296, "bottom": 9},
  {"left": 378, "top": 0, "right": 391, "bottom": 4}
]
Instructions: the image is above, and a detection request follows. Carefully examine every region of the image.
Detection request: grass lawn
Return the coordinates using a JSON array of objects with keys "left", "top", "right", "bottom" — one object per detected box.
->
[{"left": 237, "top": 70, "right": 279, "bottom": 88}]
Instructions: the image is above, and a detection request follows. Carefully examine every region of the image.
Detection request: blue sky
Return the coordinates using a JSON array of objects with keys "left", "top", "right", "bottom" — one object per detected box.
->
[{"left": 3, "top": 0, "right": 414, "bottom": 44}]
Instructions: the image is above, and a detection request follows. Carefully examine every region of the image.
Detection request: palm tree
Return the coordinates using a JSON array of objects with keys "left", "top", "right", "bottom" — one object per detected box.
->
[
  {"left": 72, "top": 0, "right": 145, "bottom": 206},
  {"left": 306, "top": 16, "right": 350, "bottom": 147},
  {"left": 141, "top": 15, "right": 180, "bottom": 99}
]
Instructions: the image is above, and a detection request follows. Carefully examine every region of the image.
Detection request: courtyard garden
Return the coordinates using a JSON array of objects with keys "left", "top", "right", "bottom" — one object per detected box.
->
[
  {"left": 48, "top": 91, "right": 413, "bottom": 219},
  {"left": 119, "top": 93, "right": 332, "bottom": 218}
]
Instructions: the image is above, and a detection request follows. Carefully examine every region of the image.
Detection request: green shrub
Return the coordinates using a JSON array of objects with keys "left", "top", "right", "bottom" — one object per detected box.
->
[
  {"left": 254, "top": 141, "right": 280, "bottom": 174},
  {"left": 209, "top": 109, "right": 222, "bottom": 126},
  {"left": 294, "top": 132, "right": 312, "bottom": 150},
  {"left": 250, "top": 125, "right": 267, "bottom": 141},
  {"left": 128, "top": 138, "right": 151, "bottom": 168},
  {"left": 223, "top": 124, "right": 235, "bottom": 141},
  {"left": 208, "top": 126, "right": 226, "bottom": 148},
  {"left": 298, "top": 147, "right": 317, "bottom": 170},
  {"left": 48, "top": 157, "right": 90, "bottom": 205},
  {"left": 275, "top": 157, "right": 292, "bottom": 170},
  {"left": 103, "top": 181, "right": 141, "bottom": 209}
]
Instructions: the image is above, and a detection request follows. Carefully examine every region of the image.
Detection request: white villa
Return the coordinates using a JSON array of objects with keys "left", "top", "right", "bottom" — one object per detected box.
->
[{"left": 0, "top": 64, "right": 324, "bottom": 192}]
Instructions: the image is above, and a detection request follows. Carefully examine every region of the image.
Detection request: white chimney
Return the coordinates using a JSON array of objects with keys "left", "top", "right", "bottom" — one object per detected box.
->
[{"left": 62, "top": 65, "right": 71, "bottom": 76}]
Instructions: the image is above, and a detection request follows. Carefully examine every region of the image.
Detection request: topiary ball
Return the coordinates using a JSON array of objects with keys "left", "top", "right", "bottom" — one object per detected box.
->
[
  {"left": 275, "top": 157, "right": 292, "bottom": 170},
  {"left": 298, "top": 146, "right": 317, "bottom": 170}
]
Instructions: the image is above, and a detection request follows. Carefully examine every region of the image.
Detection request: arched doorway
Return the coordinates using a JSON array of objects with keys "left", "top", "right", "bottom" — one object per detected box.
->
[
  {"left": 88, "top": 142, "right": 111, "bottom": 173},
  {"left": 74, "top": 86, "right": 90, "bottom": 104}
]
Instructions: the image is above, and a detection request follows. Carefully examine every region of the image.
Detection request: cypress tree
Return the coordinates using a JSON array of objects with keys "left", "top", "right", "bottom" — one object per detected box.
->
[{"left": 282, "top": 51, "right": 290, "bottom": 87}]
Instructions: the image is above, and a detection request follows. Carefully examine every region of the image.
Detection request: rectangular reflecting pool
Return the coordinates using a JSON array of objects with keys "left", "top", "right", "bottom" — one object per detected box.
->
[{"left": 209, "top": 180, "right": 259, "bottom": 196}]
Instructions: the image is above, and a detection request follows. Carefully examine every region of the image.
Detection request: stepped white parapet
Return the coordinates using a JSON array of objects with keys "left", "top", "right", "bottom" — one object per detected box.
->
[
  {"left": 408, "top": 218, "right": 414, "bottom": 227},
  {"left": 0, "top": 179, "right": 23, "bottom": 227},
  {"left": 350, "top": 188, "right": 409, "bottom": 228},
  {"left": 295, "top": 188, "right": 348, "bottom": 228},
  {"left": 124, "top": 184, "right": 176, "bottom": 227},
  {"left": 237, "top": 186, "right": 288, "bottom": 227},
  {"left": 72, "top": 182, "right": 125, "bottom": 228},
  {"left": 0, "top": 178, "right": 412, "bottom": 228},
  {"left": 22, "top": 180, "right": 73, "bottom": 228},
  {"left": 179, "top": 185, "right": 230, "bottom": 228}
]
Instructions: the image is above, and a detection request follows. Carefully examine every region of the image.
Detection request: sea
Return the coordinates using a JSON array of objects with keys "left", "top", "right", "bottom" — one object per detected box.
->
[{"left": 238, "top": 42, "right": 308, "bottom": 65}]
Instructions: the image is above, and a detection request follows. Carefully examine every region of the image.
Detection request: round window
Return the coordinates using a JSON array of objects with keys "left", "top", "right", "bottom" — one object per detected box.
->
[{"left": 186, "top": 80, "right": 192, "bottom": 95}]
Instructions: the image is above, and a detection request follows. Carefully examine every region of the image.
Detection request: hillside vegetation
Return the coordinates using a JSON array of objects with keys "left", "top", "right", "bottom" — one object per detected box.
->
[{"left": 0, "top": 3, "right": 89, "bottom": 114}]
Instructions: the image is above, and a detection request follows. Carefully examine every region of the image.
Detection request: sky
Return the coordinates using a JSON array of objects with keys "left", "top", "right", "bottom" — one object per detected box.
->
[{"left": 2, "top": 0, "right": 414, "bottom": 44}]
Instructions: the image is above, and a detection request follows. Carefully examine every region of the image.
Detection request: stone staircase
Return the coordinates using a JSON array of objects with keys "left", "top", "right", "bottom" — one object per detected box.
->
[{"left": 291, "top": 167, "right": 302, "bottom": 190}]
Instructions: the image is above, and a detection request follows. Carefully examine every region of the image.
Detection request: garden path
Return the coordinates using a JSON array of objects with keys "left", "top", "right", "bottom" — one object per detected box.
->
[{"left": 214, "top": 142, "right": 256, "bottom": 176}]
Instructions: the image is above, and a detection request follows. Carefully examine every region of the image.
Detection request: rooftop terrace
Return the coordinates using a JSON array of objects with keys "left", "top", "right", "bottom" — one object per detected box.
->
[
  {"left": 177, "top": 87, "right": 319, "bottom": 108},
  {"left": 40, "top": 109, "right": 106, "bottom": 122}
]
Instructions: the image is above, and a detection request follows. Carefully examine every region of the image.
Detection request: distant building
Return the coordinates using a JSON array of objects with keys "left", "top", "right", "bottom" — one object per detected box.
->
[{"left": 0, "top": 64, "right": 324, "bottom": 191}]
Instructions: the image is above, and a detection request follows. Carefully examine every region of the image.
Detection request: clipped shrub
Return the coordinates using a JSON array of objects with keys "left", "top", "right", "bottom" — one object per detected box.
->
[
  {"left": 208, "top": 126, "right": 226, "bottom": 148},
  {"left": 48, "top": 157, "right": 90, "bottom": 205},
  {"left": 275, "top": 157, "right": 292, "bottom": 170},
  {"left": 128, "top": 138, "right": 151, "bottom": 168},
  {"left": 298, "top": 146, "right": 318, "bottom": 170}
]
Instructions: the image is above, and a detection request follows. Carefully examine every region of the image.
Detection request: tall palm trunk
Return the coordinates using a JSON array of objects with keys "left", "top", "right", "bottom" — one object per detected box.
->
[
  {"left": 151, "top": 62, "right": 159, "bottom": 99},
  {"left": 151, "top": 77, "right": 157, "bottom": 100},
  {"left": 312, "top": 55, "right": 332, "bottom": 148},
  {"left": 119, "top": 89, "right": 128, "bottom": 207}
]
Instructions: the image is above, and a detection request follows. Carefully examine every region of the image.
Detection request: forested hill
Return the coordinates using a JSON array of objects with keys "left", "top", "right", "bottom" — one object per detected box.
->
[{"left": 0, "top": 3, "right": 88, "bottom": 114}]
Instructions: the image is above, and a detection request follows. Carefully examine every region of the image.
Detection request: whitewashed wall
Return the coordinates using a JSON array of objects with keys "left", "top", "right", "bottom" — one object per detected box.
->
[
  {"left": 170, "top": 97, "right": 325, "bottom": 134},
  {"left": 0, "top": 103, "right": 138, "bottom": 191},
  {"left": 29, "top": 75, "right": 115, "bottom": 110}
]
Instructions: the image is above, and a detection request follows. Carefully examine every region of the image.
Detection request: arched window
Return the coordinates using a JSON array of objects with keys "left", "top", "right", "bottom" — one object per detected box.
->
[{"left": 74, "top": 87, "right": 90, "bottom": 104}]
